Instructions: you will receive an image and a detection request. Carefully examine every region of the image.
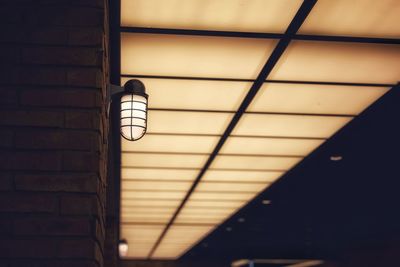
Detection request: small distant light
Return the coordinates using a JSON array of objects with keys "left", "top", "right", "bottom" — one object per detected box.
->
[
  {"left": 119, "top": 239, "right": 128, "bottom": 257},
  {"left": 330, "top": 155, "right": 343, "bottom": 161},
  {"left": 238, "top": 217, "right": 245, "bottom": 223},
  {"left": 226, "top": 227, "right": 233, "bottom": 232},
  {"left": 262, "top": 200, "right": 271, "bottom": 205},
  {"left": 202, "top": 242, "right": 208, "bottom": 248}
]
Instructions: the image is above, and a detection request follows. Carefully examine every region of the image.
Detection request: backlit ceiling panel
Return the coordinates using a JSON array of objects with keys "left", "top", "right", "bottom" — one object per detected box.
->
[{"left": 119, "top": 0, "right": 399, "bottom": 260}]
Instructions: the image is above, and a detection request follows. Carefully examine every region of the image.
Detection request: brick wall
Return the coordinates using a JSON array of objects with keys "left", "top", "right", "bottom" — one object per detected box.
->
[{"left": 0, "top": 1, "right": 110, "bottom": 266}]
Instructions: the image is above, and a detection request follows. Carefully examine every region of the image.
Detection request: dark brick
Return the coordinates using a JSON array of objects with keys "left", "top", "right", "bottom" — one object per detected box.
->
[
  {"left": 69, "top": 27, "right": 103, "bottom": 46},
  {"left": 24, "top": 7, "right": 103, "bottom": 27},
  {"left": 1, "top": 260, "right": 99, "bottom": 267},
  {"left": 14, "top": 218, "right": 91, "bottom": 236},
  {"left": 22, "top": 47, "right": 101, "bottom": 66},
  {"left": 0, "top": 218, "right": 13, "bottom": 236},
  {"left": 0, "top": 238, "right": 99, "bottom": 258},
  {"left": 0, "top": 110, "right": 64, "bottom": 127},
  {"left": 0, "top": 45, "right": 20, "bottom": 65},
  {"left": 62, "top": 151, "right": 99, "bottom": 171},
  {"left": 67, "top": 68, "right": 103, "bottom": 87},
  {"left": 20, "top": 89, "right": 102, "bottom": 108},
  {"left": 0, "top": 7, "right": 23, "bottom": 24},
  {"left": 39, "top": 0, "right": 104, "bottom": 8},
  {"left": 0, "top": 88, "right": 18, "bottom": 106},
  {"left": 60, "top": 195, "right": 100, "bottom": 217},
  {"left": 0, "top": 130, "right": 14, "bottom": 148},
  {"left": 65, "top": 111, "right": 101, "bottom": 130},
  {"left": 15, "top": 173, "right": 98, "bottom": 193},
  {"left": 0, "top": 193, "right": 56, "bottom": 212},
  {"left": 94, "top": 218, "right": 106, "bottom": 251},
  {"left": 19, "top": 67, "right": 67, "bottom": 86},
  {"left": 28, "top": 27, "right": 69, "bottom": 45},
  {"left": 0, "top": 172, "right": 13, "bottom": 191},
  {"left": 0, "top": 151, "right": 62, "bottom": 171},
  {"left": 15, "top": 130, "right": 99, "bottom": 151}
]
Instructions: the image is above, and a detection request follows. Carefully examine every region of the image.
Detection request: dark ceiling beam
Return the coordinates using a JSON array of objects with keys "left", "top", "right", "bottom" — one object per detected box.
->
[
  {"left": 148, "top": 108, "right": 355, "bottom": 117},
  {"left": 120, "top": 26, "right": 283, "bottom": 39},
  {"left": 147, "top": 0, "right": 318, "bottom": 259},
  {"left": 121, "top": 74, "right": 395, "bottom": 87},
  {"left": 120, "top": 27, "right": 400, "bottom": 45}
]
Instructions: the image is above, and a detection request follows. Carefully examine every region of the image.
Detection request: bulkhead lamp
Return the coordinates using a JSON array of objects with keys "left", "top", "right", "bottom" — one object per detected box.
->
[
  {"left": 119, "top": 239, "right": 129, "bottom": 257},
  {"left": 120, "top": 79, "right": 148, "bottom": 141}
]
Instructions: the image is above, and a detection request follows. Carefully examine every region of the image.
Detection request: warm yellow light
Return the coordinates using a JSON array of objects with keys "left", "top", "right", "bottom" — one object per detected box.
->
[
  {"left": 121, "top": 78, "right": 250, "bottom": 112},
  {"left": 185, "top": 199, "right": 246, "bottom": 209},
  {"left": 147, "top": 110, "right": 233, "bottom": 135},
  {"left": 270, "top": 41, "right": 400, "bottom": 84},
  {"left": 248, "top": 83, "right": 390, "bottom": 115},
  {"left": 121, "top": 153, "right": 208, "bottom": 168},
  {"left": 221, "top": 136, "right": 324, "bottom": 156},
  {"left": 121, "top": 190, "right": 187, "bottom": 200},
  {"left": 121, "top": 213, "right": 172, "bottom": 224},
  {"left": 121, "top": 224, "right": 165, "bottom": 258},
  {"left": 121, "top": 33, "right": 278, "bottom": 79},
  {"left": 121, "top": 199, "right": 181, "bottom": 208},
  {"left": 211, "top": 155, "right": 301, "bottom": 171},
  {"left": 299, "top": 0, "right": 400, "bottom": 38},
  {"left": 152, "top": 225, "right": 214, "bottom": 259},
  {"left": 196, "top": 182, "right": 269, "bottom": 193},
  {"left": 121, "top": 168, "right": 199, "bottom": 181},
  {"left": 203, "top": 169, "right": 283, "bottom": 183},
  {"left": 121, "top": 0, "right": 303, "bottom": 33},
  {"left": 122, "top": 180, "right": 193, "bottom": 191},
  {"left": 233, "top": 113, "right": 352, "bottom": 138},
  {"left": 190, "top": 191, "right": 256, "bottom": 201},
  {"left": 121, "top": 134, "right": 219, "bottom": 153}
]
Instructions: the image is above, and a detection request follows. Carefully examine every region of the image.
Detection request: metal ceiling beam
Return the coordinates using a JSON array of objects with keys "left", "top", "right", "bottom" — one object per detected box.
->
[
  {"left": 147, "top": 0, "right": 318, "bottom": 259},
  {"left": 120, "top": 27, "right": 400, "bottom": 45},
  {"left": 121, "top": 74, "right": 396, "bottom": 87}
]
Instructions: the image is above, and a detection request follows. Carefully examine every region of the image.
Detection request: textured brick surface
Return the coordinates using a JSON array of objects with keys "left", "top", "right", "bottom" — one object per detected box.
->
[{"left": 0, "top": 0, "right": 109, "bottom": 266}]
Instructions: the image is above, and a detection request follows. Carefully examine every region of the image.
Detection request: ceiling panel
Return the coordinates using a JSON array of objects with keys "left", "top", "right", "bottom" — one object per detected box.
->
[
  {"left": 185, "top": 199, "right": 246, "bottom": 209},
  {"left": 190, "top": 191, "right": 257, "bottom": 201},
  {"left": 233, "top": 113, "right": 352, "bottom": 138},
  {"left": 121, "top": 206, "right": 176, "bottom": 214},
  {"left": 121, "top": 153, "right": 208, "bottom": 168},
  {"left": 196, "top": 182, "right": 269, "bottom": 193},
  {"left": 203, "top": 169, "right": 283, "bottom": 183},
  {"left": 121, "top": 224, "right": 165, "bottom": 258},
  {"left": 299, "top": 0, "right": 400, "bottom": 38},
  {"left": 121, "top": 33, "right": 278, "bottom": 79},
  {"left": 121, "top": 134, "right": 219, "bottom": 153},
  {"left": 122, "top": 180, "right": 193, "bottom": 191},
  {"left": 147, "top": 110, "right": 233, "bottom": 135},
  {"left": 121, "top": 190, "right": 187, "bottom": 200},
  {"left": 211, "top": 155, "right": 302, "bottom": 171},
  {"left": 121, "top": 0, "right": 303, "bottom": 33},
  {"left": 121, "top": 199, "right": 182, "bottom": 208},
  {"left": 121, "top": 213, "right": 172, "bottom": 224},
  {"left": 121, "top": 168, "right": 199, "bottom": 181},
  {"left": 220, "top": 136, "right": 324, "bottom": 156},
  {"left": 248, "top": 83, "right": 390, "bottom": 115},
  {"left": 269, "top": 41, "right": 400, "bottom": 84},
  {"left": 152, "top": 225, "right": 214, "bottom": 259},
  {"left": 121, "top": 78, "right": 251, "bottom": 112}
]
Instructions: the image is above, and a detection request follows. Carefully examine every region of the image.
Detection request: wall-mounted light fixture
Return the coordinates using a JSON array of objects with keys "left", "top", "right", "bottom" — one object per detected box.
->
[
  {"left": 119, "top": 239, "right": 129, "bottom": 257},
  {"left": 109, "top": 79, "right": 148, "bottom": 141}
]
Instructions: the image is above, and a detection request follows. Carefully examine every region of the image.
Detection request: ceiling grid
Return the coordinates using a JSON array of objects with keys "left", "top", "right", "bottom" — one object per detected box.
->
[{"left": 118, "top": 0, "right": 399, "bottom": 259}]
